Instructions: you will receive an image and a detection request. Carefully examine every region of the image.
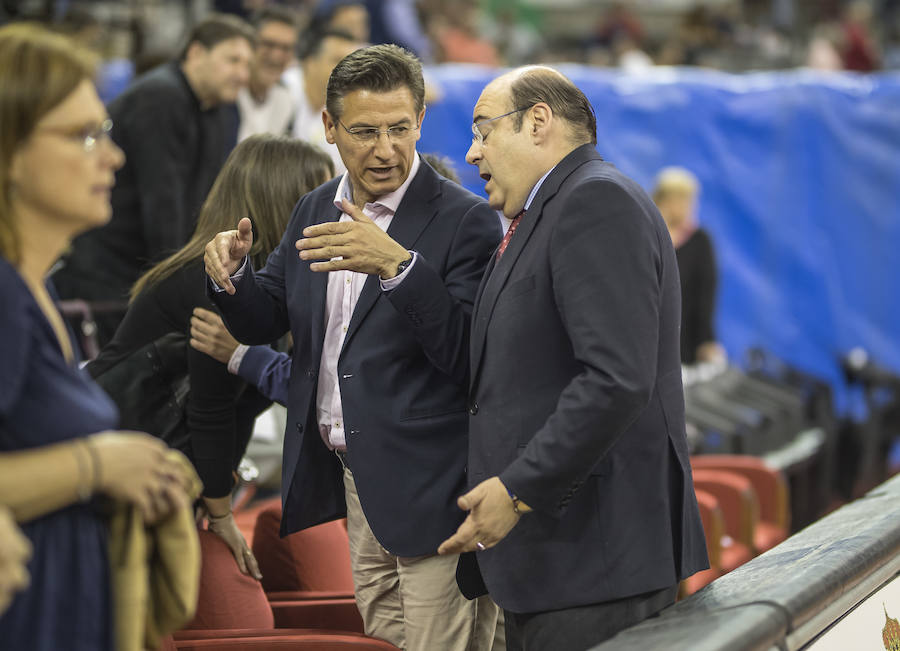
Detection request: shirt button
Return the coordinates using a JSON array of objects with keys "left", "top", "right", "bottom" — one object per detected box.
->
[
  {"left": 469, "top": 402, "right": 479, "bottom": 416},
  {"left": 295, "top": 423, "right": 304, "bottom": 433},
  {"left": 342, "top": 326, "right": 348, "bottom": 333},
  {"left": 346, "top": 277, "right": 351, "bottom": 284},
  {"left": 335, "top": 421, "right": 341, "bottom": 428}
]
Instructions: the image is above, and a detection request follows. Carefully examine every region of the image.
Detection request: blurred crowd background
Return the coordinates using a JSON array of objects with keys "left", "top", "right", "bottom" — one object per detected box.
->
[{"left": 2, "top": 0, "right": 897, "bottom": 75}]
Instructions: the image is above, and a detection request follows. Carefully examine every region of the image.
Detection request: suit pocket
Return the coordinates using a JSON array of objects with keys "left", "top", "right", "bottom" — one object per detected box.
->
[{"left": 401, "top": 405, "right": 467, "bottom": 421}]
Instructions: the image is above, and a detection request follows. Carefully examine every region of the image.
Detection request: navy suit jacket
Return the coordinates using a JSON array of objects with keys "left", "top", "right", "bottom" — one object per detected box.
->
[
  {"left": 465, "top": 145, "right": 709, "bottom": 612},
  {"left": 211, "top": 160, "right": 501, "bottom": 555}
]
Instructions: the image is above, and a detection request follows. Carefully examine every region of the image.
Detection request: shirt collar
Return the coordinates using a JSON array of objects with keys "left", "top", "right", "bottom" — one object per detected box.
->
[
  {"left": 333, "top": 152, "right": 422, "bottom": 214},
  {"left": 524, "top": 165, "right": 556, "bottom": 211}
]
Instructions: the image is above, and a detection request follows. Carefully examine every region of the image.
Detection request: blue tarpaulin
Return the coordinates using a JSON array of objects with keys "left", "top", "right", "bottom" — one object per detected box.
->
[{"left": 419, "top": 65, "right": 900, "bottom": 411}]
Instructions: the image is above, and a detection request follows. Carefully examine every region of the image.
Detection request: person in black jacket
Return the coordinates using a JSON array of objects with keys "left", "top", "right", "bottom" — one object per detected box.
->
[
  {"left": 90, "top": 135, "right": 334, "bottom": 578},
  {"left": 53, "top": 14, "right": 256, "bottom": 347},
  {"left": 652, "top": 166, "right": 725, "bottom": 365}
]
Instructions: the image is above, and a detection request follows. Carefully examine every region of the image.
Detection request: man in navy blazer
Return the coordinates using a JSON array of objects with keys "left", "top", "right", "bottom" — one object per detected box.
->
[
  {"left": 439, "top": 67, "right": 709, "bottom": 649},
  {"left": 205, "top": 45, "right": 502, "bottom": 650}
]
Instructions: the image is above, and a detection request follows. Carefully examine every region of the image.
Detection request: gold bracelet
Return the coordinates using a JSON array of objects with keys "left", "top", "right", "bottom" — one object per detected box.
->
[{"left": 84, "top": 438, "right": 101, "bottom": 493}]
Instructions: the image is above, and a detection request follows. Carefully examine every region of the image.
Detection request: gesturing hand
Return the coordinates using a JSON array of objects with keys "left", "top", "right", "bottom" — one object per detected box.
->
[
  {"left": 296, "top": 199, "right": 410, "bottom": 278},
  {"left": 204, "top": 218, "right": 254, "bottom": 294}
]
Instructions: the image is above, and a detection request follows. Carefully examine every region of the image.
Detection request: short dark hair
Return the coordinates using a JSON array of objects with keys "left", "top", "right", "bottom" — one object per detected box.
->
[
  {"left": 325, "top": 44, "right": 424, "bottom": 120},
  {"left": 509, "top": 68, "right": 597, "bottom": 145},
  {"left": 179, "top": 13, "right": 256, "bottom": 61},
  {"left": 251, "top": 6, "right": 299, "bottom": 31},
  {"left": 298, "top": 27, "right": 358, "bottom": 61}
]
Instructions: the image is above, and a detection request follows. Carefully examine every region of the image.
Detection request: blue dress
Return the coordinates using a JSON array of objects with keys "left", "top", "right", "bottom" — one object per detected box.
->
[{"left": 0, "top": 256, "right": 117, "bottom": 651}]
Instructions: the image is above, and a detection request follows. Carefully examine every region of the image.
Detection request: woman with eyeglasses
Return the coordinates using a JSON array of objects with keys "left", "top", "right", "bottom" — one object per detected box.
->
[
  {"left": 89, "top": 133, "right": 334, "bottom": 579},
  {"left": 0, "top": 23, "right": 195, "bottom": 650}
]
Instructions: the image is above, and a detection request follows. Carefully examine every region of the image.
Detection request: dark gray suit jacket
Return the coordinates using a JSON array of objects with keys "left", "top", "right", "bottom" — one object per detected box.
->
[
  {"left": 212, "top": 160, "right": 501, "bottom": 556},
  {"left": 466, "top": 144, "right": 708, "bottom": 613}
]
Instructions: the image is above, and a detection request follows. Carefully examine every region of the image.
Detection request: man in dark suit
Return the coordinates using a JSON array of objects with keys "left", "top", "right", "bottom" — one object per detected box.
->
[
  {"left": 53, "top": 14, "right": 254, "bottom": 346},
  {"left": 438, "top": 66, "right": 709, "bottom": 650},
  {"left": 204, "top": 45, "right": 502, "bottom": 650}
]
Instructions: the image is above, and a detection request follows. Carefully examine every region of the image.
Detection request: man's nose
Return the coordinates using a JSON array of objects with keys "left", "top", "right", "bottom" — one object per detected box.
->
[
  {"left": 465, "top": 140, "right": 481, "bottom": 165},
  {"left": 373, "top": 132, "right": 394, "bottom": 157}
]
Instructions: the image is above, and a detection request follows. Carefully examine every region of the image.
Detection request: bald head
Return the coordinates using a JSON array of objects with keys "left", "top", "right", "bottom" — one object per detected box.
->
[
  {"left": 496, "top": 66, "right": 597, "bottom": 146},
  {"left": 467, "top": 66, "right": 596, "bottom": 219}
]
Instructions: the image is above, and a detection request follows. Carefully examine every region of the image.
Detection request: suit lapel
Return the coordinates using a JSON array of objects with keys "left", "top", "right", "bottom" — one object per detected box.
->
[
  {"left": 470, "top": 145, "right": 603, "bottom": 389},
  {"left": 343, "top": 161, "right": 441, "bottom": 349}
]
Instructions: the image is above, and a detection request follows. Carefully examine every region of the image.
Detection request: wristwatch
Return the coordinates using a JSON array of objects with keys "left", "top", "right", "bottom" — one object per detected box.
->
[{"left": 395, "top": 253, "right": 414, "bottom": 276}]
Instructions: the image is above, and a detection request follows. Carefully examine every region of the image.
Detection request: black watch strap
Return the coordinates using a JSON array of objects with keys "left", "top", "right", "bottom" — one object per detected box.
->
[{"left": 396, "top": 253, "right": 414, "bottom": 275}]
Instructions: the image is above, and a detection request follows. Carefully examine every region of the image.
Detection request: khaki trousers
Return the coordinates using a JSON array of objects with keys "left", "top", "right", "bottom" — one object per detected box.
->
[{"left": 343, "top": 468, "right": 502, "bottom": 651}]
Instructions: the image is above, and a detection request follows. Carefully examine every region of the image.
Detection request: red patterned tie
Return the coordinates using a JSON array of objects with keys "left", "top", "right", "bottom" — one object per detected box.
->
[{"left": 496, "top": 209, "right": 525, "bottom": 261}]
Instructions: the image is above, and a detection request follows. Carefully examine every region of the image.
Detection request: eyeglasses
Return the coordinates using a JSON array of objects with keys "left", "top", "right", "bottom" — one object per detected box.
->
[
  {"left": 258, "top": 38, "right": 295, "bottom": 54},
  {"left": 37, "top": 118, "right": 113, "bottom": 153},
  {"left": 471, "top": 107, "right": 530, "bottom": 145},
  {"left": 338, "top": 120, "right": 419, "bottom": 145}
]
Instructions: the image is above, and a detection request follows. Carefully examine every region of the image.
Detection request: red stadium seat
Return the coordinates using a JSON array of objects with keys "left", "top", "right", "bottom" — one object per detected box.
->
[
  {"left": 173, "top": 531, "right": 388, "bottom": 648},
  {"left": 692, "top": 455, "right": 790, "bottom": 552},
  {"left": 233, "top": 496, "right": 281, "bottom": 549},
  {"left": 252, "top": 505, "right": 355, "bottom": 596},
  {"left": 251, "top": 504, "right": 363, "bottom": 632},
  {"left": 691, "top": 469, "right": 756, "bottom": 571}
]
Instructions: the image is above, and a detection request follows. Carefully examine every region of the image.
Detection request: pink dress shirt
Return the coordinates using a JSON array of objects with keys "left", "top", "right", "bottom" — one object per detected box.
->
[{"left": 317, "top": 153, "right": 421, "bottom": 450}]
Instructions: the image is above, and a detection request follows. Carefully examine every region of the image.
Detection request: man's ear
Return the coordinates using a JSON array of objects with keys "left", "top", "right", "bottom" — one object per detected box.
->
[
  {"left": 184, "top": 41, "right": 207, "bottom": 65},
  {"left": 529, "top": 102, "right": 552, "bottom": 143},
  {"left": 322, "top": 110, "right": 337, "bottom": 144}
]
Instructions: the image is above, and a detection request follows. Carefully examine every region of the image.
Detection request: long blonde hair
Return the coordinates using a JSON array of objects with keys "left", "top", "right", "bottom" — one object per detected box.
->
[
  {"left": 0, "top": 24, "right": 97, "bottom": 265},
  {"left": 131, "top": 134, "right": 334, "bottom": 299}
]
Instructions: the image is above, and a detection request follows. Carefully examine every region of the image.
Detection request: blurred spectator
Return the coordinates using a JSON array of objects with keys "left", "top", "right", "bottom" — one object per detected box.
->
[
  {"left": 652, "top": 167, "right": 725, "bottom": 365},
  {"left": 593, "top": 1, "right": 644, "bottom": 49},
  {"left": 679, "top": 5, "right": 731, "bottom": 66},
  {"left": 213, "top": 0, "right": 269, "bottom": 20},
  {"left": 614, "top": 35, "right": 653, "bottom": 72},
  {"left": 311, "top": 0, "right": 370, "bottom": 42},
  {"left": 365, "top": 0, "right": 434, "bottom": 61},
  {"left": 842, "top": 0, "right": 880, "bottom": 70},
  {"left": 481, "top": 3, "right": 545, "bottom": 66},
  {"left": 52, "top": 14, "right": 255, "bottom": 348},
  {"left": 57, "top": 6, "right": 105, "bottom": 53},
  {"left": 0, "top": 23, "right": 194, "bottom": 650},
  {"left": 237, "top": 6, "right": 300, "bottom": 141},
  {"left": 283, "top": 28, "right": 362, "bottom": 174},
  {"left": 428, "top": 0, "right": 499, "bottom": 65},
  {"left": 807, "top": 22, "right": 844, "bottom": 70},
  {"left": 90, "top": 135, "right": 334, "bottom": 580}
]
